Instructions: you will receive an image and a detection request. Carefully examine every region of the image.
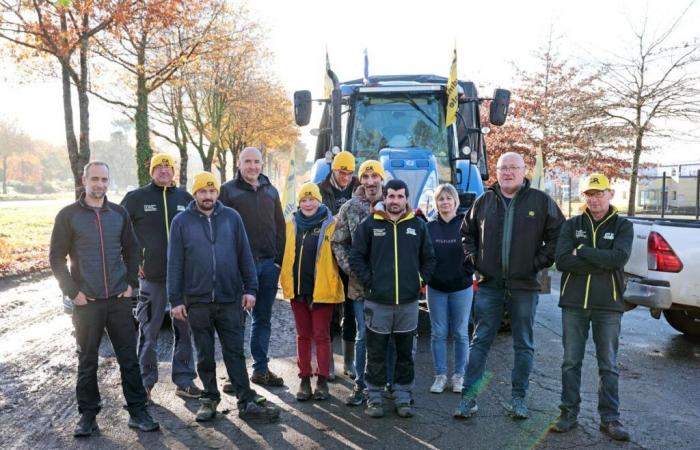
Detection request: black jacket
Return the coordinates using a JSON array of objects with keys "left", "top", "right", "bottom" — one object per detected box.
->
[
  {"left": 49, "top": 193, "right": 139, "bottom": 300},
  {"left": 427, "top": 213, "right": 473, "bottom": 293},
  {"left": 219, "top": 172, "right": 285, "bottom": 265},
  {"left": 462, "top": 180, "right": 564, "bottom": 291},
  {"left": 167, "top": 200, "right": 258, "bottom": 307},
  {"left": 120, "top": 181, "right": 193, "bottom": 282},
  {"left": 555, "top": 207, "right": 633, "bottom": 312},
  {"left": 318, "top": 172, "right": 360, "bottom": 215},
  {"left": 349, "top": 208, "right": 436, "bottom": 305}
]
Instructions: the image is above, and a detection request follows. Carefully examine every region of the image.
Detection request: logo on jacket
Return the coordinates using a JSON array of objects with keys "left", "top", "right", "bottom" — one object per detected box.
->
[
  {"left": 575, "top": 229, "right": 587, "bottom": 239},
  {"left": 177, "top": 205, "right": 186, "bottom": 212},
  {"left": 144, "top": 204, "right": 157, "bottom": 212},
  {"left": 406, "top": 227, "right": 416, "bottom": 236},
  {"left": 373, "top": 228, "right": 386, "bottom": 237},
  {"left": 603, "top": 232, "right": 615, "bottom": 240},
  {"left": 528, "top": 211, "right": 535, "bottom": 217}
]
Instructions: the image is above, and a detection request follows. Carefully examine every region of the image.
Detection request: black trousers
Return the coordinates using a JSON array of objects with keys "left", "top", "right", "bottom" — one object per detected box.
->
[
  {"left": 187, "top": 302, "right": 256, "bottom": 405},
  {"left": 365, "top": 329, "right": 414, "bottom": 387},
  {"left": 339, "top": 271, "right": 356, "bottom": 342},
  {"left": 72, "top": 297, "right": 147, "bottom": 415}
]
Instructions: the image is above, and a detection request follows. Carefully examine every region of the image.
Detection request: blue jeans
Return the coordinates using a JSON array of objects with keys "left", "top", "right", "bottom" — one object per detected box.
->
[
  {"left": 250, "top": 258, "right": 281, "bottom": 373},
  {"left": 462, "top": 287, "right": 538, "bottom": 399},
  {"left": 560, "top": 307, "right": 622, "bottom": 422},
  {"left": 427, "top": 286, "right": 473, "bottom": 376},
  {"left": 353, "top": 299, "right": 396, "bottom": 388}
]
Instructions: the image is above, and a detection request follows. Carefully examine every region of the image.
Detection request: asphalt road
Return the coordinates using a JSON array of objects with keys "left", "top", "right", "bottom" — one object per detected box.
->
[{"left": 0, "top": 273, "right": 698, "bottom": 450}]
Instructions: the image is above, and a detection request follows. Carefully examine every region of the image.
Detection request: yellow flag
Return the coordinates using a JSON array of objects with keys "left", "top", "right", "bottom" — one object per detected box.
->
[
  {"left": 281, "top": 159, "right": 297, "bottom": 219},
  {"left": 445, "top": 47, "right": 458, "bottom": 127},
  {"left": 324, "top": 49, "right": 333, "bottom": 98},
  {"left": 531, "top": 147, "right": 545, "bottom": 190}
]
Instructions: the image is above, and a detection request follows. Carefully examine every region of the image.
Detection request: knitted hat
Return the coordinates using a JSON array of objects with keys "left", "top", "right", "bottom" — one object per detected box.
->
[
  {"left": 358, "top": 159, "right": 386, "bottom": 180},
  {"left": 331, "top": 151, "right": 356, "bottom": 172},
  {"left": 297, "top": 182, "right": 322, "bottom": 204},
  {"left": 150, "top": 153, "right": 175, "bottom": 175},
  {"left": 192, "top": 171, "right": 220, "bottom": 194}
]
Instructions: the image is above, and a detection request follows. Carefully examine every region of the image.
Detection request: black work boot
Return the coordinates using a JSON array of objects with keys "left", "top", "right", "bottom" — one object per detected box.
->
[
  {"left": 296, "top": 377, "right": 312, "bottom": 401},
  {"left": 128, "top": 408, "right": 160, "bottom": 432},
  {"left": 195, "top": 398, "right": 220, "bottom": 422},
  {"left": 600, "top": 420, "right": 630, "bottom": 441},
  {"left": 73, "top": 412, "right": 99, "bottom": 438},
  {"left": 313, "top": 376, "right": 329, "bottom": 401},
  {"left": 549, "top": 410, "right": 578, "bottom": 433}
]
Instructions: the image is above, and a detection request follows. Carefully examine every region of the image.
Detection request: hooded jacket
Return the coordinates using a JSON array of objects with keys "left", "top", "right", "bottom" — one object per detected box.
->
[
  {"left": 120, "top": 181, "right": 193, "bottom": 282},
  {"left": 461, "top": 179, "right": 564, "bottom": 291},
  {"left": 219, "top": 172, "right": 285, "bottom": 265},
  {"left": 167, "top": 200, "right": 258, "bottom": 307},
  {"left": 427, "top": 213, "right": 474, "bottom": 292},
  {"left": 349, "top": 206, "right": 436, "bottom": 305},
  {"left": 555, "top": 206, "right": 633, "bottom": 312},
  {"left": 49, "top": 193, "right": 139, "bottom": 300}
]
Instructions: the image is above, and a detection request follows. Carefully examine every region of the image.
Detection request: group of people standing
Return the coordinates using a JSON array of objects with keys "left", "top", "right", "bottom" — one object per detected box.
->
[{"left": 49, "top": 146, "right": 633, "bottom": 442}]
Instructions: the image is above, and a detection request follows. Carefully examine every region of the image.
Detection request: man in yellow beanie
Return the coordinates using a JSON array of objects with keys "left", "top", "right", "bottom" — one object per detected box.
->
[
  {"left": 120, "top": 153, "right": 201, "bottom": 403},
  {"left": 316, "top": 150, "right": 360, "bottom": 380},
  {"left": 168, "top": 171, "right": 280, "bottom": 423}
]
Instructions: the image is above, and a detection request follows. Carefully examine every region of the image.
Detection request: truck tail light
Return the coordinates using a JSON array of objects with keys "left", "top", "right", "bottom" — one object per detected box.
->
[{"left": 647, "top": 231, "right": 683, "bottom": 273}]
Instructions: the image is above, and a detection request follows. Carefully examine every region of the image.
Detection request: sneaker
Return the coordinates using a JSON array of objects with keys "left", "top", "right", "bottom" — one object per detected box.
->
[
  {"left": 600, "top": 420, "right": 630, "bottom": 441},
  {"left": 453, "top": 396, "right": 478, "bottom": 419},
  {"left": 510, "top": 397, "right": 529, "bottom": 419},
  {"left": 222, "top": 382, "right": 234, "bottom": 393},
  {"left": 395, "top": 403, "right": 414, "bottom": 418},
  {"left": 313, "top": 377, "right": 329, "bottom": 401},
  {"left": 73, "top": 413, "right": 98, "bottom": 438},
  {"left": 195, "top": 398, "right": 219, "bottom": 422},
  {"left": 365, "top": 402, "right": 385, "bottom": 418},
  {"left": 430, "top": 375, "right": 448, "bottom": 393},
  {"left": 128, "top": 408, "right": 160, "bottom": 431},
  {"left": 451, "top": 375, "right": 464, "bottom": 394},
  {"left": 345, "top": 385, "right": 366, "bottom": 407},
  {"left": 550, "top": 411, "right": 578, "bottom": 433},
  {"left": 239, "top": 400, "right": 280, "bottom": 422},
  {"left": 296, "top": 377, "right": 312, "bottom": 402},
  {"left": 176, "top": 385, "right": 203, "bottom": 399},
  {"left": 250, "top": 370, "right": 285, "bottom": 387}
]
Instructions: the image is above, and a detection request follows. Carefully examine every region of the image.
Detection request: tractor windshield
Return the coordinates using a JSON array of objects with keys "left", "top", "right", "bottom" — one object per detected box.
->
[{"left": 350, "top": 93, "right": 451, "bottom": 182}]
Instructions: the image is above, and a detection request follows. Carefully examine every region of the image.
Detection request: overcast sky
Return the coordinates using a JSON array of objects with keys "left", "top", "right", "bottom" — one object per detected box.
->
[{"left": 1, "top": 0, "right": 698, "bottom": 163}]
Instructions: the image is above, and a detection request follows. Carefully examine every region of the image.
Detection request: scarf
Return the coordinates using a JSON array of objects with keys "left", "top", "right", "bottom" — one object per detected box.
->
[{"left": 294, "top": 204, "right": 329, "bottom": 232}]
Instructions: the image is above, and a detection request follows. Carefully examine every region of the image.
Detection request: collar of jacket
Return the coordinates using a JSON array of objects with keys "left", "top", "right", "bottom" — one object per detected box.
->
[
  {"left": 584, "top": 205, "right": 617, "bottom": 223},
  {"left": 320, "top": 171, "right": 359, "bottom": 192},
  {"left": 234, "top": 171, "right": 271, "bottom": 191},
  {"left": 148, "top": 180, "right": 176, "bottom": 191},
  {"left": 436, "top": 212, "right": 464, "bottom": 225},
  {"left": 372, "top": 208, "right": 415, "bottom": 223},
  {"left": 291, "top": 207, "right": 334, "bottom": 263},
  {"left": 78, "top": 191, "right": 109, "bottom": 211},
  {"left": 186, "top": 199, "right": 223, "bottom": 218},
  {"left": 489, "top": 177, "right": 531, "bottom": 199}
]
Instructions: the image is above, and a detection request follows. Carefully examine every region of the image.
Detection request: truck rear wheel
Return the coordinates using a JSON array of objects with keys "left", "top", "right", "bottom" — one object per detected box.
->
[{"left": 663, "top": 310, "right": 700, "bottom": 337}]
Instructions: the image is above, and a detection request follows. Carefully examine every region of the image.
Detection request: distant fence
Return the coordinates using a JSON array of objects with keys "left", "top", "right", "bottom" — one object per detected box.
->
[{"left": 636, "top": 170, "right": 700, "bottom": 219}]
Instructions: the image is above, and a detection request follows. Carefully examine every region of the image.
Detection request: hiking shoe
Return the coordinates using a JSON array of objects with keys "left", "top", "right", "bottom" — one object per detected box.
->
[
  {"left": 176, "top": 385, "right": 203, "bottom": 399},
  {"left": 313, "top": 377, "right": 329, "bottom": 401},
  {"left": 296, "top": 377, "right": 312, "bottom": 402},
  {"left": 430, "top": 375, "right": 448, "bottom": 393},
  {"left": 73, "top": 413, "right": 98, "bottom": 437},
  {"left": 365, "top": 402, "right": 385, "bottom": 418},
  {"left": 128, "top": 408, "right": 160, "bottom": 432},
  {"left": 451, "top": 375, "right": 464, "bottom": 393},
  {"left": 510, "top": 397, "right": 529, "bottom": 419},
  {"left": 550, "top": 411, "right": 578, "bottom": 433},
  {"left": 395, "top": 403, "right": 414, "bottom": 418},
  {"left": 250, "top": 370, "right": 284, "bottom": 387},
  {"left": 600, "top": 420, "right": 630, "bottom": 441},
  {"left": 195, "top": 398, "right": 219, "bottom": 422},
  {"left": 453, "top": 396, "right": 478, "bottom": 419},
  {"left": 345, "top": 385, "right": 366, "bottom": 407},
  {"left": 238, "top": 400, "right": 280, "bottom": 422}
]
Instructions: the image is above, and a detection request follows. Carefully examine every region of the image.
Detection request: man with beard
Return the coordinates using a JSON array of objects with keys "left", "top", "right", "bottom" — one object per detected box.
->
[
  {"left": 349, "top": 179, "right": 436, "bottom": 418},
  {"left": 167, "top": 172, "right": 280, "bottom": 423},
  {"left": 331, "top": 160, "right": 385, "bottom": 405},
  {"left": 219, "top": 147, "right": 286, "bottom": 388},
  {"left": 49, "top": 161, "right": 159, "bottom": 437}
]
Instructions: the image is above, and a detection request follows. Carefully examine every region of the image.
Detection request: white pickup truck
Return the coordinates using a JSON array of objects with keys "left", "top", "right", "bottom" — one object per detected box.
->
[{"left": 623, "top": 217, "right": 700, "bottom": 337}]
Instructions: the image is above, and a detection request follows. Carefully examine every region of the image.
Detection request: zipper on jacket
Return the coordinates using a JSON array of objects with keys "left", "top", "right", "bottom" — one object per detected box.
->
[
  {"left": 393, "top": 222, "right": 399, "bottom": 304},
  {"left": 561, "top": 273, "right": 572, "bottom": 297},
  {"left": 583, "top": 212, "right": 616, "bottom": 308},
  {"left": 611, "top": 274, "right": 617, "bottom": 302},
  {"left": 208, "top": 216, "right": 216, "bottom": 302},
  {"left": 163, "top": 186, "right": 170, "bottom": 241},
  {"left": 95, "top": 211, "right": 110, "bottom": 299},
  {"left": 297, "top": 231, "right": 309, "bottom": 296}
]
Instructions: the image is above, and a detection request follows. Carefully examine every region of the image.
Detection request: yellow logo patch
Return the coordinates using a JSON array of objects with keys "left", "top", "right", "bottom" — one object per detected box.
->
[{"left": 528, "top": 211, "right": 535, "bottom": 217}]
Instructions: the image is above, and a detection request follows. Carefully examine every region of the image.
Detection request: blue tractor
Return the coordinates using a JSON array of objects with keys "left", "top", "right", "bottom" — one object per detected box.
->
[{"left": 293, "top": 74, "right": 511, "bottom": 216}]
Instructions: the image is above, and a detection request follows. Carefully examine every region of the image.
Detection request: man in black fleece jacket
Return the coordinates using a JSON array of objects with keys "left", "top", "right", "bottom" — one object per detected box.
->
[{"left": 49, "top": 161, "right": 159, "bottom": 437}]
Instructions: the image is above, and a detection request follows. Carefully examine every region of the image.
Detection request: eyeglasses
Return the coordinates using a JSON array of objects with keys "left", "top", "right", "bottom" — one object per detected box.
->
[
  {"left": 496, "top": 166, "right": 524, "bottom": 173},
  {"left": 336, "top": 170, "right": 354, "bottom": 178},
  {"left": 582, "top": 190, "right": 608, "bottom": 199}
]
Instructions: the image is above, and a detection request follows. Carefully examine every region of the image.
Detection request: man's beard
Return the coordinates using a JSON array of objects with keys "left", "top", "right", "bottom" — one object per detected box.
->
[
  {"left": 87, "top": 189, "right": 105, "bottom": 199},
  {"left": 387, "top": 203, "right": 404, "bottom": 214},
  {"left": 197, "top": 200, "right": 214, "bottom": 211}
]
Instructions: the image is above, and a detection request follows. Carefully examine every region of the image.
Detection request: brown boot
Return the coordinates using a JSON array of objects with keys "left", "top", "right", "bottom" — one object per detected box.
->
[
  {"left": 313, "top": 376, "right": 329, "bottom": 401},
  {"left": 296, "top": 377, "right": 312, "bottom": 401}
]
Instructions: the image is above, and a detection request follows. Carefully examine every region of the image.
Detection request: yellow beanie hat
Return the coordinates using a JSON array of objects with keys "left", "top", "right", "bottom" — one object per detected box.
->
[
  {"left": 331, "top": 151, "right": 356, "bottom": 172},
  {"left": 358, "top": 159, "right": 386, "bottom": 180},
  {"left": 192, "top": 171, "right": 220, "bottom": 194},
  {"left": 297, "top": 182, "right": 322, "bottom": 204},
  {"left": 150, "top": 152, "right": 175, "bottom": 175}
]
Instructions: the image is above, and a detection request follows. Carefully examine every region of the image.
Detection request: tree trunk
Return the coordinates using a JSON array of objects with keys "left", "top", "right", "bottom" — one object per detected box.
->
[
  {"left": 218, "top": 149, "right": 228, "bottom": 182},
  {"left": 627, "top": 131, "right": 643, "bottom": 216},
  {"left": 178, "top": 144, "right": 188, "bottom": 187},
  {"left": 135, "top": 36, "right": 151, "bottom": 186},
  {"left": 60, "top": 15, "right": 83, "bottom": 199},
  {"left": 76, "top": 20, "right": 91, "bottom": 197}
]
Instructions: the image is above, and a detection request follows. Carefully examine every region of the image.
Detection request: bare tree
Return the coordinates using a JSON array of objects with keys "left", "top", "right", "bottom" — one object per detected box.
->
[{"left": 598, "top": 3, "right": 700, "bottom": 215}]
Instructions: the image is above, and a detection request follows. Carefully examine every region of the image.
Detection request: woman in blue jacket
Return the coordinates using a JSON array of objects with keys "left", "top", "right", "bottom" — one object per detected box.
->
[{"left": 426, "top": 184, "right": 475, "bottom": 394}]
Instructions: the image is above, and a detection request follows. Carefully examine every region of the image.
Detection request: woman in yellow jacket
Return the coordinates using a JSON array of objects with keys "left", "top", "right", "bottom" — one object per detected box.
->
[{"left": 280, "top": 182, "right": 344, "bottom": 401}]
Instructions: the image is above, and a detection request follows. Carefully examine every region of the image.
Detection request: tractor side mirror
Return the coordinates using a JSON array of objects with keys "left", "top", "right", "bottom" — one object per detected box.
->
[
  {"left": 294, "top": 90, "right": 312, "bottom": 126},
  {"left": 489, "top": 88, "right": 511, "bottom": 126}
]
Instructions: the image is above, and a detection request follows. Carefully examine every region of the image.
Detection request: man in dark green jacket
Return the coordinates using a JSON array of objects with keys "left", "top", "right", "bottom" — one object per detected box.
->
[{"left": 550, "top": 174, "right": 633, "bottom": 441}]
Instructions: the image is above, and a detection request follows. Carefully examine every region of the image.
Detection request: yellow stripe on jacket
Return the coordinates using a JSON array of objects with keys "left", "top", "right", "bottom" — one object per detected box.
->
[{"left": 280, "top": 219, "right": 345, "bottom": 304}]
